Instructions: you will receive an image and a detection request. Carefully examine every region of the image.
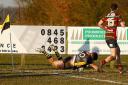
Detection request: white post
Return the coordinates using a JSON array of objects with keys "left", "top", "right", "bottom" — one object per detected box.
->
[
  {"left": 10, "top": 32, "right": 14, "bottom": 71},
  {"left": 21, "top": 54, "right": 25, "bottom": 67}
]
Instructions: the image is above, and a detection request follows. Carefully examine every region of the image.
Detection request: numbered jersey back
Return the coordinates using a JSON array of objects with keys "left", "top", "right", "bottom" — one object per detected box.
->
[{"left": 102, "top": 11, "right": 122, "bottom": 27}]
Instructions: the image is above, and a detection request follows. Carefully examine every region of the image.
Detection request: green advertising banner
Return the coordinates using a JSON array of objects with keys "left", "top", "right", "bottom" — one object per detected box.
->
[
  {"left": 68, "top": 27, "right": 128, "bottom": 55},
  {"left": 127, "top": 29, "right": 128, "bottom": 40},
  {"left": 83, "top": 28, "right": 105, "bottom": 40}
]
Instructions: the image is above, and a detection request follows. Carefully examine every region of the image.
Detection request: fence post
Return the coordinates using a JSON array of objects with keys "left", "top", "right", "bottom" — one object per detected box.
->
[{"left": 21, "top": 54, "right": 25, "bottom": 68}]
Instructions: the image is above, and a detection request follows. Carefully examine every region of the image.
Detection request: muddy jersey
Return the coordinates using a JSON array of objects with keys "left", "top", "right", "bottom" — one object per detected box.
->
[
  {"left": 73, "top": 54, "right": 92, "bottom": 65},
  {"left": 63, "top": 52, "right": 93, "bottom": 69},
  {"left": 101, "top": 11, "right": 123, "bottom": 40}
]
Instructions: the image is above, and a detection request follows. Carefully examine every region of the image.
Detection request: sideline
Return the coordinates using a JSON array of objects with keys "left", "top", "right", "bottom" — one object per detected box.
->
[{"left": 66, "top": 75, "right": 128, "bottom": 85}]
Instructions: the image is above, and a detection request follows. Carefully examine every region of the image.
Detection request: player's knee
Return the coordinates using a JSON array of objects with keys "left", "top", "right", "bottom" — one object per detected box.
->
[
  {"left": 52, "top": 60, "right": 64, "bottom": 69},
  {"left": 111, "top": 52, "right": 116, "bottom": 57},
  {"left": 110, "top": 56, "right": 116, "bottom": 60},
  {"left": 48, "top": 57, "right": 55, "bottom": 63}
]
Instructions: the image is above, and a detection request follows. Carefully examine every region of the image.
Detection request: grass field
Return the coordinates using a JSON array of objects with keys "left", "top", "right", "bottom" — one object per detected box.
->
[{"left": 0, "top": 54, "right": 128, "bottom": 85}]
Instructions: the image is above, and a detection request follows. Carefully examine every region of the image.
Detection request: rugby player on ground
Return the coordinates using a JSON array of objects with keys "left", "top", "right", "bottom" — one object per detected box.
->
[{"left": 37, "top": 45, "right": 99, "bottom": 72}]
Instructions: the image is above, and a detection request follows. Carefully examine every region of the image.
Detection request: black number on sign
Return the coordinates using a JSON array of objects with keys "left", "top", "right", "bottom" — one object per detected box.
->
[
  {"left": 47, "top": 46, "right": 52, "bottom": 52},
  {"left": 54, "top": 46, "right": 58, "bottom": 50},
  {"left": 54, "top": 29, "right": 58, "bottom": 35},
  {"left": 54, "top": 37, "right": 58, "bottom": 44},
  {"left": 60, "top": 46, "right": 64, "bottom": 52},
  {"left": 41, "top": 29, "right": 45, "bottom": 35},
  {"left": 60, "top": 29, "right": 64, "bottom": 36},
  {"left": 47, "top": 29, "right": 51, "bottom": 35},
  {"left": 60, "top": 37, "right": 64, "bottom": 44},
  {"left": 47, "top": 37, "right": 52, "bottom": 43}
]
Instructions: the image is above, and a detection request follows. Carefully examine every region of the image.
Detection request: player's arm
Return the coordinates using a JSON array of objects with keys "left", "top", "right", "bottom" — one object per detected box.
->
[
  {"left": 119, "top": 15, "right": 125, "bottom": 27},
  {"left": 120, "top": 21, "right": 125, "bottom": 27},
  {"left": 90, "top": 63, "right": 99, "bottom": 71},
  {"left": 98, "top": 19, "right": 108, "bottom": 31}
]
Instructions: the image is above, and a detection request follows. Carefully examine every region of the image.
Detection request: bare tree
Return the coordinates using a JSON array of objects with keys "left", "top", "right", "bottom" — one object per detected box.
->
[{"left": 14, "top": 0, "right": 128, "bottom": 26}]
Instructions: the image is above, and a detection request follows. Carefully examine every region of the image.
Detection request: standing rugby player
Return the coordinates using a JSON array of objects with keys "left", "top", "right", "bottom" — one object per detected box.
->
[{"left": 98, "top": 3, "right": 125, "bottom": 74}]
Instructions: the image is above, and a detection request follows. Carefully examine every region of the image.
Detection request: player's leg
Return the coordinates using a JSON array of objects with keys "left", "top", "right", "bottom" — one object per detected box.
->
[
  {"left": 54, "top": 50, "right": 63, "bottom": 60},
  {"left": 50, "top": 45, "right": 63, "bottom": 60},
  {"left": 42, "top": 50, "right": 64, "bottom": 69},
  {"left": 100, "top": 48, "right": 116, "bottom": 65},
  {"left": 39, "top": 49, "right": 56, "bottom": 64},
  {"left": 116, "top": 46, "right": 121, "bottom": 64},
  {"left": 99, "top": 47, "right": 117, "bottom": 72},
  {"left": 46, "top": 53, "right": 64, "bottom": 69},
  {"left": 106, "top": 48, "right": 116, "bottom": 62},
  {"left": 36, "top": 47, "right": 64, "bottom": 69},
  {"left": 116, "top": 46, "right": 123, "bottom": 74},
  {"left": 36, "top": 48, "right": 53, "bottom": 60},
  {"left": 90, "top": 63, "right": 99, "bottom": 71},
  {"left": 99, "top": 39, "right": 117, "bottom": 70}
]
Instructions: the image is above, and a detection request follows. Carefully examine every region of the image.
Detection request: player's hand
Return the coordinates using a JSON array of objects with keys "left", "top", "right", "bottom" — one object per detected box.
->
[
  {"left": 103, "top": 26, "right": 113, "bottom": 32},
  {"left": 105, "top": 27, "right": 113, "bottom": 32},
  {"left": 103, "top": 26, "right": 108, "bottom": 31},
  {"left": 107, "top": 29, "right": 113, "bottom": 32}
]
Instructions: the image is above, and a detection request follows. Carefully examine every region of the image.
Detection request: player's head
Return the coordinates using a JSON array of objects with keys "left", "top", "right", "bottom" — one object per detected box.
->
[
  {"left": 91, "top": 52, "right": 98, "bottom": 60},
  {"left": 111, "top": 3, "right": 118, "bottom": 11},
  {"left": 52, "top": 60, "right": 64, "bottom": 69}
]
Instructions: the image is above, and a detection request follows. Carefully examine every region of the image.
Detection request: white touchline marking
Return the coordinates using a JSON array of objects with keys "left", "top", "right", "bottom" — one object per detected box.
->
[{"left": 67, "top": 75, "right": 128, "bottom": 85}]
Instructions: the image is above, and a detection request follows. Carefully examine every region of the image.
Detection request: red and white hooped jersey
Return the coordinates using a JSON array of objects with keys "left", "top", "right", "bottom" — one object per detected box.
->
[{"left": 101, "top": 11, "right": 123, "bottom": 40}]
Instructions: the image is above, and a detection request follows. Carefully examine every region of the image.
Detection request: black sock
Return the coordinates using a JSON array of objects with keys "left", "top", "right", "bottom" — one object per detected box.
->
[
  {"left": 47, "top": 56, "right": 52, "bottom": 59},
  {"left": 43, "top": 51, "right": 52, "bottom": 59},
  {"left": 55, "top": 51, "right": 63, "bottom": 60}
]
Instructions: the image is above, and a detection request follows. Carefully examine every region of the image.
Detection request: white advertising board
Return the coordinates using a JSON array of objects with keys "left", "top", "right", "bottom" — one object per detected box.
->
[
  {"left": 0, "top": 25, "right": 66, "bottom": 54},
  {"left": 68, "top": 27, "right": 128, "bottom": 55}
]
